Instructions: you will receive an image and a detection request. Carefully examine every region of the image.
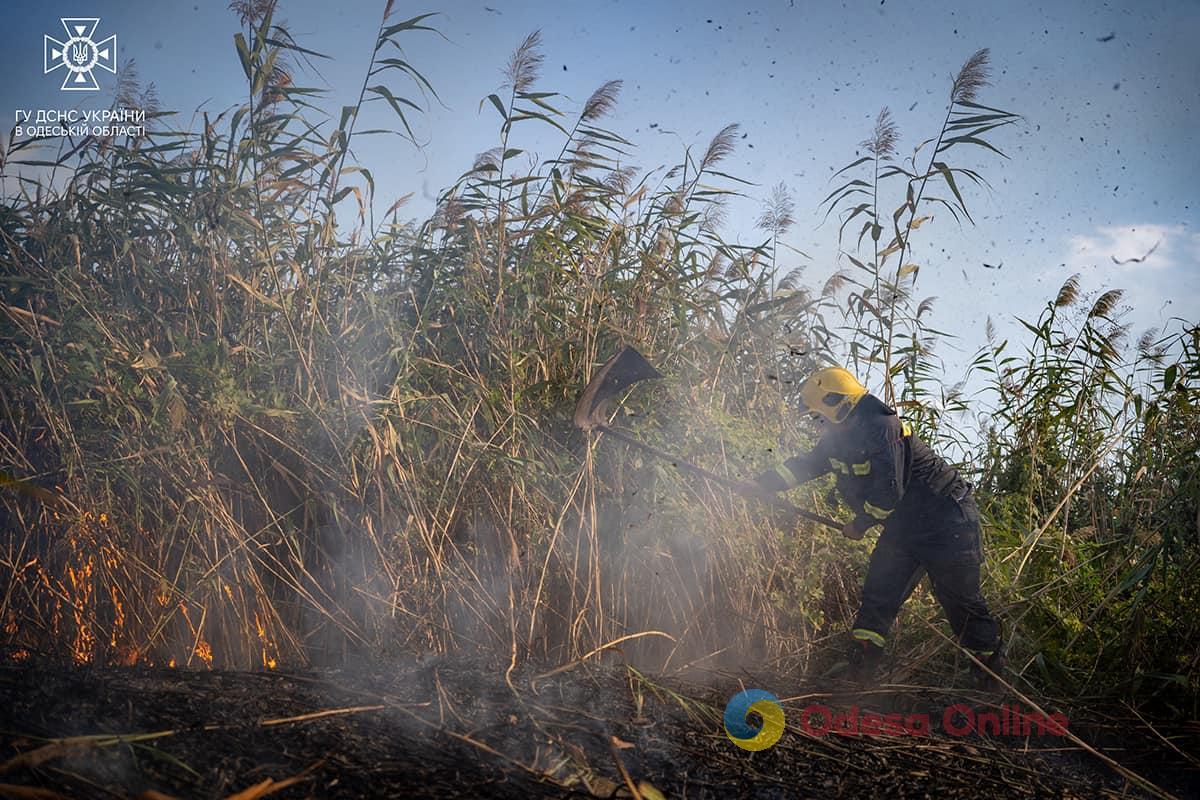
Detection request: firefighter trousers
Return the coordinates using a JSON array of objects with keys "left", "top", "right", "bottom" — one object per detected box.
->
[{"left": 852, "top": 495, "right": 1000, "bottom": 652}]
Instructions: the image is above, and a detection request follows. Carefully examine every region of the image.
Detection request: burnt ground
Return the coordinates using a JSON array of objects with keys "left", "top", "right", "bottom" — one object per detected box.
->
[{"left": 0, "top": 655, "right": 1195, "bottom": 799}]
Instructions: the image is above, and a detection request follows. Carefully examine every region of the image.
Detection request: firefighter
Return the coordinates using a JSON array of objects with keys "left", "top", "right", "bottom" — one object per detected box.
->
[{"left": 753, "top": 367, "right": 1005, "bottom": 687}]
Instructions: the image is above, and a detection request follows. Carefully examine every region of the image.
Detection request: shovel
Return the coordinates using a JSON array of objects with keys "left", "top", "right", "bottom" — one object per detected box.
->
[{"left": 574, "top": 346, "right": 841, "bottom": 531}]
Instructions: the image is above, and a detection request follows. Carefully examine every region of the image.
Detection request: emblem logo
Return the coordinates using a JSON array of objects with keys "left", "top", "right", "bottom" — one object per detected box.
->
[{"left": 44, "top": 18, "right": 117, "bottom": 91}]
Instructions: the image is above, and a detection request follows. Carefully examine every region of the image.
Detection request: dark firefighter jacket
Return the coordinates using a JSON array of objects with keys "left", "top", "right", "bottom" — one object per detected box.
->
[{"left": 758, "top": 394, "right": 971, "bottom": 538}]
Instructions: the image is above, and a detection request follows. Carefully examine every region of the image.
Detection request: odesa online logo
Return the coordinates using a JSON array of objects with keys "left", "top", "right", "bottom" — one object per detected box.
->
[{"left": 723, "top": 689, "right": 785, "bottom": 751}]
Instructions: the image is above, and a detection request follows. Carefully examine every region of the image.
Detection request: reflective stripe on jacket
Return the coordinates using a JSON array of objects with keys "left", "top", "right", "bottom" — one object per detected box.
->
[{"left": 758, "top": 394, "right": 969, "bottom": 532}]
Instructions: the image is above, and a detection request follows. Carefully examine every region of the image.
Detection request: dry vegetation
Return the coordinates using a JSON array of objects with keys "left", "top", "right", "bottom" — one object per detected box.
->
[{"left": 1, "top": 3, "right": 1196, "bottom": 730}]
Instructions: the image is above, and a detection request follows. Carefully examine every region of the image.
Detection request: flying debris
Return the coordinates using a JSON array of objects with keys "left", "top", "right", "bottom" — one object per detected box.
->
[{"left": 1111, "top": 239, "right": 1160, "bottom": 265}]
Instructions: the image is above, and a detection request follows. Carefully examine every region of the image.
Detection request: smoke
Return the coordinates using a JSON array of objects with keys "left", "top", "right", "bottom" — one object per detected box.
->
[{"left": 539, "top": 366, "right": 835, "bottom": 684}]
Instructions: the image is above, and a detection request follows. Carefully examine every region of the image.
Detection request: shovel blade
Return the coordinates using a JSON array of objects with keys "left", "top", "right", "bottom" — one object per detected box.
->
[{"left": 573, "top": 346, "right": 662, "bottom": 430}]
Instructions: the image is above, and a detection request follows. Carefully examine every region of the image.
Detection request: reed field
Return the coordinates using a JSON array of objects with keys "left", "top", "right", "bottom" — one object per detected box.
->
[{"left": 1, "top": 3, "right": 1196, "bottom": 723}]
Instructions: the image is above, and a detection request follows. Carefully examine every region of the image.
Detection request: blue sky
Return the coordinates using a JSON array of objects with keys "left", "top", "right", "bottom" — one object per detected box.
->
[{"left": 2, "top": 0, "right": 1197, "bottom": 394}]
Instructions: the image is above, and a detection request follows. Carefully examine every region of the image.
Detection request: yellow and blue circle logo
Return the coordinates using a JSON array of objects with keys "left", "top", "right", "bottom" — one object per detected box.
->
[{"left": 723, "top": 689, "right": 785, "bottom": 751}]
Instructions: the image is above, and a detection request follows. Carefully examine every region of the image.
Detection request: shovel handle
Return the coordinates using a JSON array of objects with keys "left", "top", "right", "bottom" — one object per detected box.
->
[
  {"left": 594, "top": 425, "right": 842, "bottom": 531},
  {"left": 755, "top": 491, "right": 843, "bottom": 531}
]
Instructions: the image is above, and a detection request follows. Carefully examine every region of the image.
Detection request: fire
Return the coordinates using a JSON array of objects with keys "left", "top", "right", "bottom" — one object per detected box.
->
[
  {"left": 4, "top": 509, "right": 276, "bottom": 670},
  {"left": 109, "top": 584, "right": 125, "bottom": 649},
  {"left": 194, "top": 639, "right": 213, "bottom": 666},
  {"left": 178, "top": 602, "right": 214, "bottom": 668},
  {"left": 254, "top": 612, "right": 280, "bottom": 670},
  {"left": 11, "top": 511, "right": 130, "bottom": 666},
  {"left": 65, "top": 547, "right": 96, "bottom": 665}
]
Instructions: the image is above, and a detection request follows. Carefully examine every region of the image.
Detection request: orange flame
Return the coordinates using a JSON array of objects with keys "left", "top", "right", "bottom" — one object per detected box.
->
[
  {"left": 254, "top": 612, "right": 280, "bottom": 670},
  {"left": 178, "top": 602, "right": 214, "bottom": 668},
  {"left": 65, "top": 547, "right": 96, "bottom": 665}
]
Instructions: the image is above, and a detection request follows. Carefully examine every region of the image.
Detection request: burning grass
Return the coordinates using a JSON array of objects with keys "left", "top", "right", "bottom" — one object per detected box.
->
[{"left": 1, "top": 1, "right": 1196, "bottom": 771}]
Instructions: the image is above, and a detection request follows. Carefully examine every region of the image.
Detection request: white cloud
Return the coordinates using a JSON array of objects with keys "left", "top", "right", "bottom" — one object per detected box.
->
[
  {"left": 1065, "top": 223, "right": 1197, "bottom": 274},
  {"left": 1058, "top": 223, "right": 1199, "bottom": 332}
]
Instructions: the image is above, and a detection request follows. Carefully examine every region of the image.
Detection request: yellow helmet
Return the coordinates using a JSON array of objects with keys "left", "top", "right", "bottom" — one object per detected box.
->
[{"left": 799, "top": 367, "right": 868, "bottom": 424}]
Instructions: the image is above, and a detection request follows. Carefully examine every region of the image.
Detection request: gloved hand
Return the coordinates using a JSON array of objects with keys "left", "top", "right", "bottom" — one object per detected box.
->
[
  {"left": 842, "top": 514, "right": 881, "bottom": 540},
  {"left": 841, "top": 519, "right": 866, "bottom": 540},
  {"left": 749, "top": 469, "right": 788, "bottom": 496}
]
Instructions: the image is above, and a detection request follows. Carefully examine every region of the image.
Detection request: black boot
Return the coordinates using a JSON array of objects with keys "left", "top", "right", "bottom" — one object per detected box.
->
[
  {"left": 846, "top": 638, "right": 884, "bottom": 684},
  {"left": 970, "top": 643, "right": 1006, "bottom": 691}
]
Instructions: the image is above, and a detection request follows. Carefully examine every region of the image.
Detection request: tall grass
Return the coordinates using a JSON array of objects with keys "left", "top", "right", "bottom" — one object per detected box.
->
[
  {"left": 973, "top": 284, "right": 1198, "bottom": 705},
  {"left": 0, "top": 4, "right": 1195, "bottom": 714}
]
